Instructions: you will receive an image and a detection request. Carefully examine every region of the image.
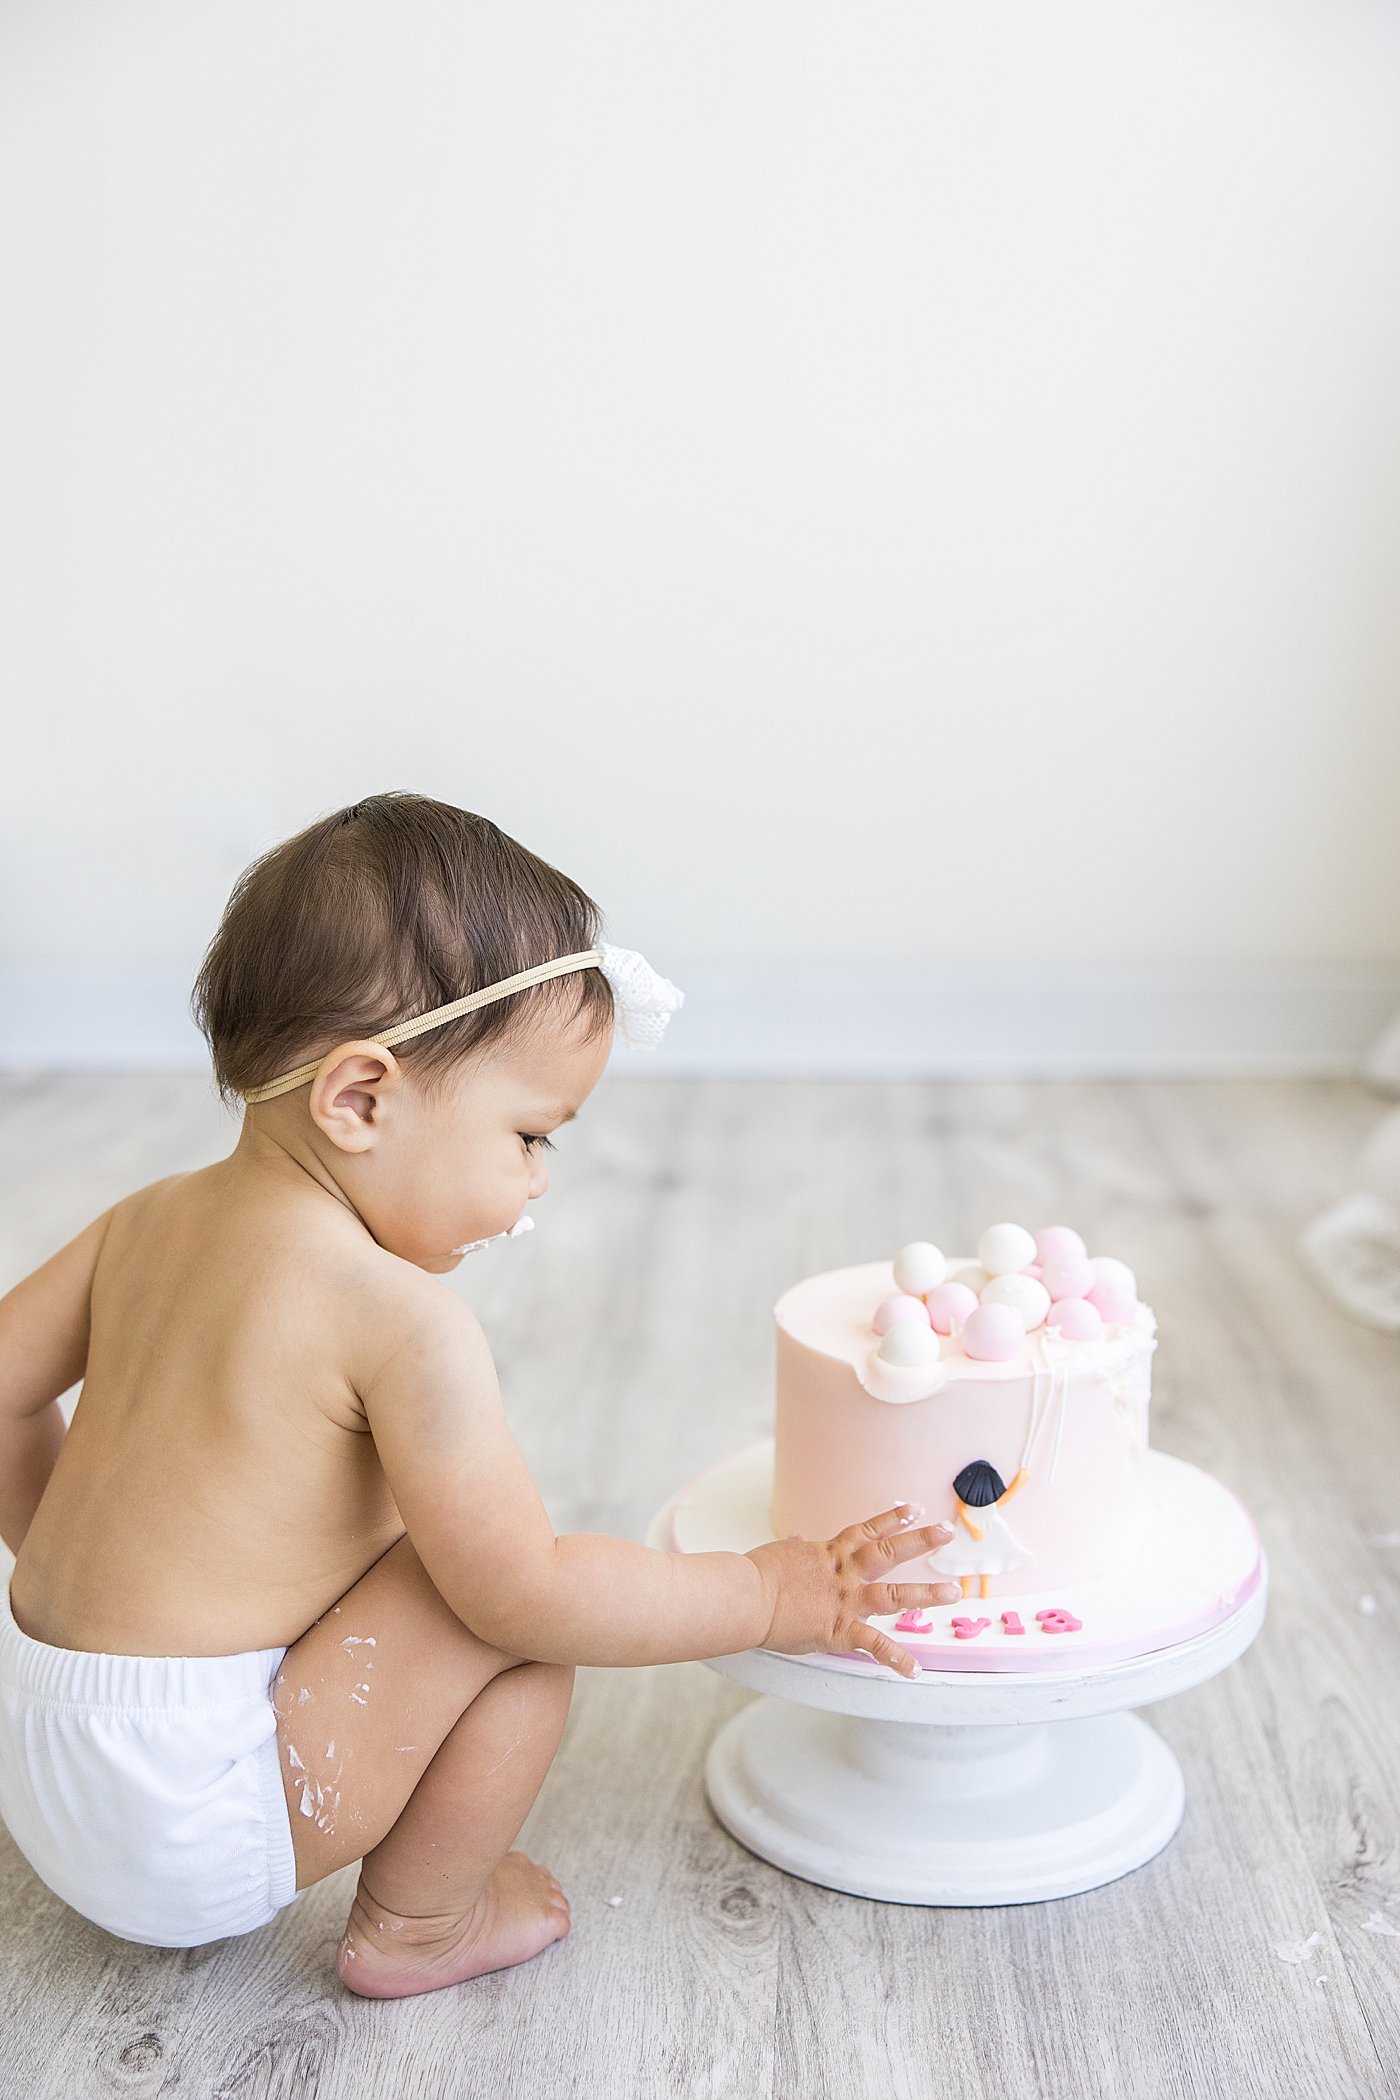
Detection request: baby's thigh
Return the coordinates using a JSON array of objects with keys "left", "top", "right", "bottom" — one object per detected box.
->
[{"left": 271, "top": 1533, "right": 521, "bottom": 1889}]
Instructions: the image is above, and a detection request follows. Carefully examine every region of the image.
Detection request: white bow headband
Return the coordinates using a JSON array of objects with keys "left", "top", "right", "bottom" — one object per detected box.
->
[{"left": 240, "top": 942, "right": 684, "bottom": 1105}]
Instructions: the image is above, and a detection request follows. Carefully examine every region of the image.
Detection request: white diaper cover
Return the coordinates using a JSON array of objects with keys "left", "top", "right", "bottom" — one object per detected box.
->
[{"left": 0, "top": 1576, "right": 299, "bottom": 1948}]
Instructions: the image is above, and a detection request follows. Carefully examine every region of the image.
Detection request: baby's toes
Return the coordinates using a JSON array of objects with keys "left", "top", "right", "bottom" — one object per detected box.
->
[{"left": 519, "top": 1852, "right": 570, "bottom": 1922}]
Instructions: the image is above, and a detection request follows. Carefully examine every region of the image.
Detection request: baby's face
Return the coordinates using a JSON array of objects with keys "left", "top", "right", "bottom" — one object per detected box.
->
[{"left": 363, "top": 1009, "right": 614, "bottom": 1272}]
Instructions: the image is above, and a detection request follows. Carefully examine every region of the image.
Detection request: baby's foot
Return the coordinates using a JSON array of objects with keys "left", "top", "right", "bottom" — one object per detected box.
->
[{"left": 337, "top": 1851, "right": 571, "bottom": 1999}]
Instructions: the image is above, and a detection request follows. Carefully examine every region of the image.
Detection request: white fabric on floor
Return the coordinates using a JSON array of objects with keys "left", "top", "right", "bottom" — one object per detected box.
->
[{"left": 1300, "top": 1061, "right": 1400, "bottom": 1333}]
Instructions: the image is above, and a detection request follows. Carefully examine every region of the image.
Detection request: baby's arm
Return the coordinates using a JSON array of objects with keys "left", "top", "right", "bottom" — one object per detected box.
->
[
  {"left": 0, "top": 1208, "right": 113, "bottom": 1553},
  {"left": 359, "top": 1285, "right": 954, "bottom": 1677}
]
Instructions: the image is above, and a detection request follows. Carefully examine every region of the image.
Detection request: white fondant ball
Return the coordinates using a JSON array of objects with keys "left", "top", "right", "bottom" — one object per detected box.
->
[
  {"left": 947, "top": 1262, "right": 988, "bottom": 1293},
  {"left": 981, "top": 1273, "right": 1052, "bottom": 1329},
  {"left": 877, "top": 1321, "right": 942, "bottom": 1368},
  {"left": 977, "top": 1223, "right": 1038, "bottom": 1277},
  {"left": 1090, "top": 1256, "right": 1137, "bottom": 1300},
  {"left": 961, "top": 1302, "right": 1026, "bottom": 1361},
  {"left": 872, "top": 1293, "right": 930, "bottom": 1336},
  {"left": 893, "top": 1241, "right": 947, "bottom": 1295}
]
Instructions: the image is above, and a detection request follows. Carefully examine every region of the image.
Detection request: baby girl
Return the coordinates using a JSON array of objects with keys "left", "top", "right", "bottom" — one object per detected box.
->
[{"left": 0, "top": 793, "right": 957, "bottom": 1997}]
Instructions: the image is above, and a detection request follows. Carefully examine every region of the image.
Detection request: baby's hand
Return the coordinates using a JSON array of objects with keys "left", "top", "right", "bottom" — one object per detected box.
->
[{"left": 745, "top": 1503, "right": 961, "bottom": 1679}]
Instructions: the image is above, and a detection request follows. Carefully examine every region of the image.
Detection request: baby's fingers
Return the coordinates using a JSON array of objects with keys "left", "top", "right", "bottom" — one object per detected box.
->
[
  {"left": 842, "top": 1620, "right": 922, "bottom": 1680},
  {"left": 862, "top": 1580, "right": 963, "bottom": 1614},
  {"left": 841, "top": 1502, "right": 930, "bottom": 1546},
  {"left": 849, "top": 1520, "right": 955, "bottom": 1579}
]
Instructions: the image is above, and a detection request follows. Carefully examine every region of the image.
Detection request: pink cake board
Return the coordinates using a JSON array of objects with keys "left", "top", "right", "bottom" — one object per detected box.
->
[{"left": 665, "top": 1439, "right": 1263, "bottom": 1677}]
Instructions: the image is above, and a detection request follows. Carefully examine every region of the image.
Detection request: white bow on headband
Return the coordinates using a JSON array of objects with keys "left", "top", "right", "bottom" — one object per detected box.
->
[
  {"left": 241, "top": 942, "right": 683, "bottom": 1103},
  {"left": 595, "top": 942, "right": 685, "bottom": 1048}
]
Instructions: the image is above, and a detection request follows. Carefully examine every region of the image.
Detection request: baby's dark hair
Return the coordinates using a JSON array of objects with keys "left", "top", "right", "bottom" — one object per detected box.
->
[
  {"left": 192, "top": 793, "right": 614, "bottom": 1109},
  {"left": 952, "top": 1460, "right": 1006, "bottom": 1507}
]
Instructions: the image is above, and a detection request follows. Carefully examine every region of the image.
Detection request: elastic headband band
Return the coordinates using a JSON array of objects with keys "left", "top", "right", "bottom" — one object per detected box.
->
[{"left": 240, "top": 942, "right": 682, "bottom": 1104}]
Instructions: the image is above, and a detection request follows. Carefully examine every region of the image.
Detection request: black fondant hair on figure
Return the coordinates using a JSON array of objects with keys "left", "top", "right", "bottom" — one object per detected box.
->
[{"left": 953, "top": 1460, "right": 1006, "bottom": 1507}]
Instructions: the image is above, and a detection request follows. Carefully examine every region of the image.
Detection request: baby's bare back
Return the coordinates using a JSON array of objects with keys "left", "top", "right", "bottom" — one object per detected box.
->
[{"left": 12, "top": 1164, "right": 410, "bottom": 1657}]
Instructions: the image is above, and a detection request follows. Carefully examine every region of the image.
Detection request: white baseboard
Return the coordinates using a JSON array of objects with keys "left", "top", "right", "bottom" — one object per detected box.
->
[{"left": 2, "top": 961, "right": 1398, "bottom": 1079}]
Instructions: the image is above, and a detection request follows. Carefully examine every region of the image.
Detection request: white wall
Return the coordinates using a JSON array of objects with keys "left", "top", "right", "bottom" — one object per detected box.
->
[{"left": 3, "top": 1, "right": 1400, "bottom": 1070}]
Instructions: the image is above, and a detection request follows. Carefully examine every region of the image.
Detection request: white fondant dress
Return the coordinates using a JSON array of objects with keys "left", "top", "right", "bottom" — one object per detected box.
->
[{"left": 929, "top": 1499, "right": 1032, "bottom": 1577}]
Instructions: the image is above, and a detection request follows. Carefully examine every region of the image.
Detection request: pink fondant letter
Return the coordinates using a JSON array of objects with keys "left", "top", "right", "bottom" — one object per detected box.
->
[
  {"left": 1035, "top": 1608, "right": 1083, "bottom": 1634},
  {"left": 951, "top": 1616, "right": 991, "bottom": 1640},
  {"left": 1000, "top": 1611, "right": 1026, "bottom": 1635}
]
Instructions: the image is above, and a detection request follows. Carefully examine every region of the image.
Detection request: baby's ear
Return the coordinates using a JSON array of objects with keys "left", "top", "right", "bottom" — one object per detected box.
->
[{"left": 308, "top": 1042, "right": 402, "bottom": 1153}]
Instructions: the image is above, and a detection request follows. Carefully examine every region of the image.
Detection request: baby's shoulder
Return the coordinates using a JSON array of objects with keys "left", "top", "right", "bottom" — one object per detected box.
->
[{"left": 336, "top": 1240, "right": 489, "bottom": 1381}]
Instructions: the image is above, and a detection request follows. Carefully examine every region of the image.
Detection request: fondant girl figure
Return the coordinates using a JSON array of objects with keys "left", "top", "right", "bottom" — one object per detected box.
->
[
  {"left": 930, "top": 1459, "right": 1032, "bottom": 1600},
  {"left": 0, "top": 793, "right": 960, "bottom": 1999}
]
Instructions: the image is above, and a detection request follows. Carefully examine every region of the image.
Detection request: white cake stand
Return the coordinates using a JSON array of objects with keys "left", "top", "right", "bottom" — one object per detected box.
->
[{"left": 647, "top": 1441, "right": 1267, "bottom": 1906}]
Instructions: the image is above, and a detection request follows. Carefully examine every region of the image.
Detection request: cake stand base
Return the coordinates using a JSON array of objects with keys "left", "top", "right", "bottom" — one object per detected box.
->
[
  {"left": 705, "top": 1703, "right": 1183, "bottom": 1906},
  {"left": 648, "top": 1441, "right": 1266, "bottom": 1907}
]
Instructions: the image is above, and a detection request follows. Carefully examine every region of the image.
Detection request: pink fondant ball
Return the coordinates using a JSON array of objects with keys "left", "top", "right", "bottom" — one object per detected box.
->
[
  {"left": 1035, "top": 1225, "right": 1088, "bottom": 1265},
  {"left": 1047, "top": 1296, "right": 1104, "bottom": 1340},
  {"left": 961, "top": 1302, "right": 1026, "bottom": 1362},
  {"left": 1041, "top": 1251, "right": 1097, "bottom": 1302},
  {"left": 872, "top": 1293, "right": 930, "bottom": 1336},
  {"left": 1087, "top": 1277, "right": 1137, "bottom": 1324},
  {"left": 925, "top": 1280, "right": 979, "bottom": 1335}
]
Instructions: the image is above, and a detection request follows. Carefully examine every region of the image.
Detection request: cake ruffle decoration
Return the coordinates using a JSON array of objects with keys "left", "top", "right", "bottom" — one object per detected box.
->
[{"left": 596, "top": 942, "right": 685, "bottom": 1050}]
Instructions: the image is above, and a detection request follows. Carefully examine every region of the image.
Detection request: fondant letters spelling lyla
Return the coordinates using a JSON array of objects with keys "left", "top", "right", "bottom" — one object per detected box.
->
[{"left": 934, "top": 1607, "right": 1084, "bottom": 1642}]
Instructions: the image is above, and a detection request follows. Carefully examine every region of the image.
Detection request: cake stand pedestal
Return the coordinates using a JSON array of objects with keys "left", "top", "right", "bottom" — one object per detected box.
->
[{"left": 647, "top": 1442, "right": 1267, "bottom": 1906}]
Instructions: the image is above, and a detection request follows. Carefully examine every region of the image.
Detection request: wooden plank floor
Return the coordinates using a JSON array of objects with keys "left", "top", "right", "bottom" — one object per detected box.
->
[{"left": 1, "top": 1074, "right": 1398, "bottom": 2100}]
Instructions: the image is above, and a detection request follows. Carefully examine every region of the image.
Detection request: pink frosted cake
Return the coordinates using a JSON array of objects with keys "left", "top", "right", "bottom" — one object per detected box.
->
[{"left": 772, "top": 1225, "right": 1157, "bottom": 1603}]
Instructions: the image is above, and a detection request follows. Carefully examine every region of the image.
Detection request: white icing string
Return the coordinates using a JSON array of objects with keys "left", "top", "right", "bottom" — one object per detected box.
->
[
  {"left": 1019, "top": 1360, "right": 1048, "bottom": 1474},
  {"left": 1046, "top": 1357, "right": 1069, "bottom": 1482},
  {"left": 1018, "top": 1339, "right": 1070, "bottom": 1483}
]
